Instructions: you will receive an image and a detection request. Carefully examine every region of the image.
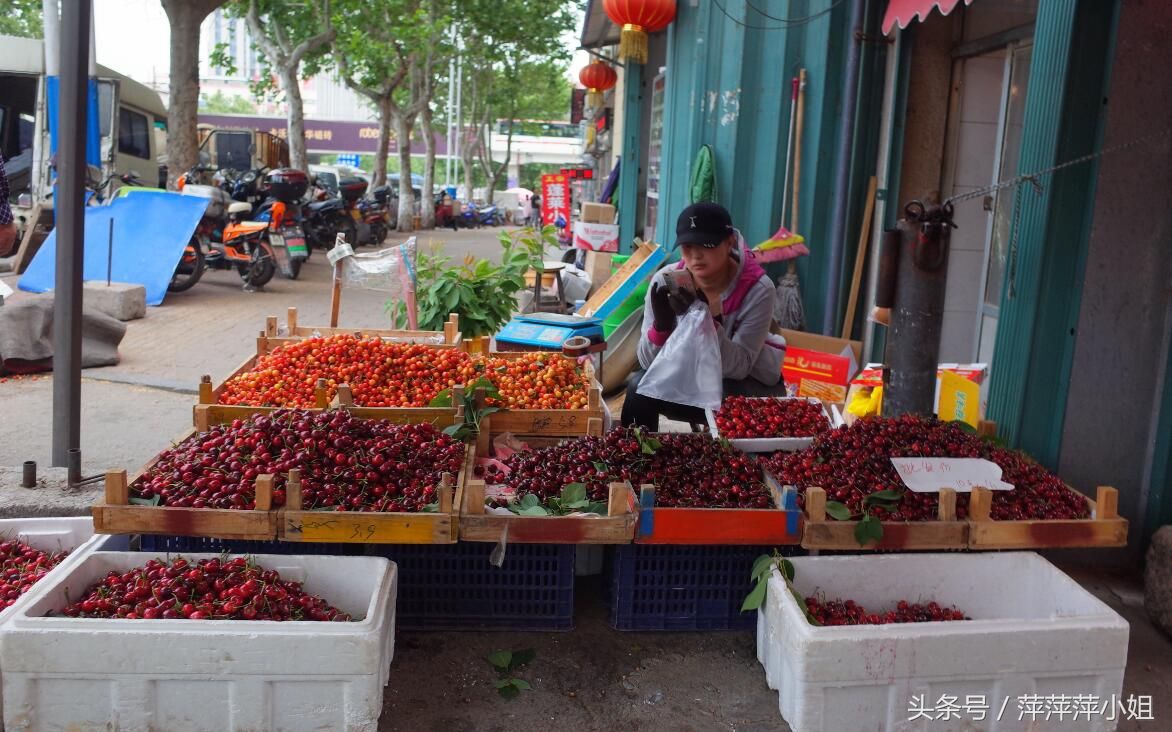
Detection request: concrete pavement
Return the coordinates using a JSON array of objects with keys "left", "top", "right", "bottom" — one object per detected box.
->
[{"left": 0, "top": 226, "right": 512, "bottom": 477}]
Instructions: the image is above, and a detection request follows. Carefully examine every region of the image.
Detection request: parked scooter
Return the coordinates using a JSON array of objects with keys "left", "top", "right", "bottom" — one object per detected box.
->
[
  {"left": 303, "top": 177, "right": 352, "bottom": 252},
  {"left": 175, "top": 167, "right": 308, "bottom": 289}
]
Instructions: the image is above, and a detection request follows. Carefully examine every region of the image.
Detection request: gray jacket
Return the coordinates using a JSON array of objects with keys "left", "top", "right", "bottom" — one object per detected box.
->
[{"left": 636, "top": 244, "right": 783, "bottom": 386}]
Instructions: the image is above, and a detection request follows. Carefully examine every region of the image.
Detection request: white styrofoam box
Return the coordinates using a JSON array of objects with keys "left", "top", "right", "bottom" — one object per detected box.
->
[
  {"left": 756, "top": 553, "right": 1129, "bottom": 732},
  {"left": 706, "top": 397, "right": 837, "bottom": 453},
  {"left": 0, "top": 519, "right": 129, "bottom": 724},
  {"left": 0, "top": 517, "right": 133, "bottom": 624},
  {"left": 1, "top": 552, "right": 396, "bottom": 732}
]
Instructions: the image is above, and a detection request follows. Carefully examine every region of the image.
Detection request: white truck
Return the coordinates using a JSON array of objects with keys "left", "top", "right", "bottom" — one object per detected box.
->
[{"left": 1, "top": 34, "right": 168, "bottom": 268}]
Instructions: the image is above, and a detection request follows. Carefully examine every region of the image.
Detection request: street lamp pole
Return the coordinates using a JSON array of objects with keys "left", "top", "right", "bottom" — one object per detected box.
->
[{"left": 51, "top": 0, "right": 92, "bottom": 466}]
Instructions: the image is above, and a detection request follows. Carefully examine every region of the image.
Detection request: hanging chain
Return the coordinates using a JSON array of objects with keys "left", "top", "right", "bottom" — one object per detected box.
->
[
  {"left": 943, "top": 129, "right": 1170, "bottom": 301},
  {"left": 944, "top": 129, "right": 1169, "bottom": 207}
]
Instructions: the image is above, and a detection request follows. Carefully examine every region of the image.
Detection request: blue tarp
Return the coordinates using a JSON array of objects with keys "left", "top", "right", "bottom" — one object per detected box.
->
[
  {"left": 18, "top": 191, "right": 206, "bottom": 306},
  {"left": 45, "top": 76, "right": 102, "bottom": 166}
]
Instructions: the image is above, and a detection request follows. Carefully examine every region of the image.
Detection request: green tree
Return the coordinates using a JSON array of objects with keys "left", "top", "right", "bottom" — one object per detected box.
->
[
  {"left": 0, "top": 0, "right": 42, "bottom": 37},
  {"left": 200, "top": 89, "right": 258, "bottom": 114},
  {"left": 454, "top": 0, "right": 574, "bottom": 201},
  {"left": 213, "top": 0, "right": 336, "bottom": 171}
]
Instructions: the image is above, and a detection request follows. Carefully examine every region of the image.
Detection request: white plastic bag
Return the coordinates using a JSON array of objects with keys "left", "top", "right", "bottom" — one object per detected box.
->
[{"left": 636, "top": 302, "right": 723, "bottom": 410}]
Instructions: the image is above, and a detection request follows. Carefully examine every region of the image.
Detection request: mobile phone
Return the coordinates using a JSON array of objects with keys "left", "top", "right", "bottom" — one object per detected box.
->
[{"left": 667, "top": 269, "right": 696, "bottom": 295}]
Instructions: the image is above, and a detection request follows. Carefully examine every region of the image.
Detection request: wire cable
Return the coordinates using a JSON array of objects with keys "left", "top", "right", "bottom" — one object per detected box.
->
[{"left": 711, "top": 0, "right": 843, "bottom": 31}]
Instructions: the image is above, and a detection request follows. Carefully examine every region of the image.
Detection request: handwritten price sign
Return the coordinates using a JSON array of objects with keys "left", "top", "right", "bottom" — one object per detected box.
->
[{"left": 891, "top": 458, "right": 1015, "bottom": 493}]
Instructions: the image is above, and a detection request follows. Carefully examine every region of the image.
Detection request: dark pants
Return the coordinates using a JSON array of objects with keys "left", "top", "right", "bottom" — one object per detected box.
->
[{"left": 620, "top": 369, "right": 787, "bottom": 431}]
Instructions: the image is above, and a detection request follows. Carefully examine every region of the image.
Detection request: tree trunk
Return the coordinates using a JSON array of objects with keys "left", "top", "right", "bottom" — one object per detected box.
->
[
  {"left": 395, "top": 112, "right": 415, "bottom": 231},
  {"left": 462, "top": 132, "right": 475, "bottom": 200},
  {"left": 374, "top": 96, "right": 392, "bottom": 187},
  {"left": 420, "top": 108, "right": 436, "bottom": 228},
  {"left": 161, "top": 0, "right": 224, "bottom": 188},
  {"left": 281, "top": 67, "right": 309, "bottom": 170}
]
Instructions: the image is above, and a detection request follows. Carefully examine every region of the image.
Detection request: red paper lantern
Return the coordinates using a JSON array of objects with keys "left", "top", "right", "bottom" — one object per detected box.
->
[
  {"left": 579, "top": 60, "right": 618, "bottom": 109},
  {"left": 602, "top": 0, "right": 677, "bottom": 64}
]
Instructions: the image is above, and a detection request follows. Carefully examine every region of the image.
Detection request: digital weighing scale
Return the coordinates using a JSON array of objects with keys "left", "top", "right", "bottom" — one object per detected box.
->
[{"left": 495, "top": 312, "right": 604, "bottom": 351}]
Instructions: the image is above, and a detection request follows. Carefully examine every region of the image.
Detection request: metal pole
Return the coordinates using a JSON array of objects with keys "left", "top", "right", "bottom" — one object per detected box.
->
[
  {"left": 822, "top": 0, "right": 864, "bottom": 334},
  {"left": 52, "top": 0, "right": 91, "bottom": 467},
  {"left": 454, "top": 44, "right": 462, "bottom": 195},
  {"left": 106, "top": 217, "right": 113, "bottom": 286},
  {"left": 881, "top": 202, "right": 954, "bottom": 417}
]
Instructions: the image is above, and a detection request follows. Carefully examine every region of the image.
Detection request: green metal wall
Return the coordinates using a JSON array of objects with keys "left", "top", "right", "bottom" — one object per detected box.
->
[
  {"left": 986, "top": 0, "right": 1119, "bottom": 465},
  {"left": 654, "top": 1, "right": 885, "bottom": 335}
]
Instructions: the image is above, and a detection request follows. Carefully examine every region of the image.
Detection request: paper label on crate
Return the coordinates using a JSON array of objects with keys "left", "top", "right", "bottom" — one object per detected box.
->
[{"left": 890, "top": 458, "right": 1015, "bottom": 493}]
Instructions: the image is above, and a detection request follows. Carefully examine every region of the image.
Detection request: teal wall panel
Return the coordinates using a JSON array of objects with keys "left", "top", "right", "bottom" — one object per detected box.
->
[{"left": 654, "top": 0, "right": 882, "bottom": 335}]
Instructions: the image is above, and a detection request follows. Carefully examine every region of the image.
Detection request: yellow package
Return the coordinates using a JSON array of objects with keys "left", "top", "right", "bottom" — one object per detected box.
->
[{"left": 847, "top": 386, "right": 883, "bottom": 419}]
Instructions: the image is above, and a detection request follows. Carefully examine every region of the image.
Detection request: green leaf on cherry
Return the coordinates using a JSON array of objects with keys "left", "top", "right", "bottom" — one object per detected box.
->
[
  {"left": 128, "top": 494, "right": 161, "bottom": 507},
  {"left": 750, "top": 553, "right": 774, "bottom": 582},
  {"left": 561, "top": 483, "right": 587, "bottom": 505},
  {"left": 824, "top": 501, "right": 853, "bottom": 521},
  {"left": 740, "top": 576, "right": 768, "bottom": 612},
  {"left": 779, "top": 557, "right": 795, "bottom": 582},
  {"left": 592, "top": 461, "right": 609, "bottom": 473},
  {"left": 854, "top": 514, "right": 885, "bottom": 546},
  {"left": 429, "top": 390, "right": 453, "bottom": 407}
]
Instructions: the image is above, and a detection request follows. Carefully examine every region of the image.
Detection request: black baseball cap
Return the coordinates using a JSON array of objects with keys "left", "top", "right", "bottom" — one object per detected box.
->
[{"left": 674, "top": 202, "right": 734, "bottom": 248}]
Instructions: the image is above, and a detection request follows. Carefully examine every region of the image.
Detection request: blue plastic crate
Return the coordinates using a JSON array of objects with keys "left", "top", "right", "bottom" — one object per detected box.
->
[
  {"left": 366, "top": 543, "right": 574, "bottom": 631},
  {"left": 137, "top": 535, "right": 363, "bottom": 556},
  {"left": 609, "top": 544, "right": 800, "bottom": 631}
]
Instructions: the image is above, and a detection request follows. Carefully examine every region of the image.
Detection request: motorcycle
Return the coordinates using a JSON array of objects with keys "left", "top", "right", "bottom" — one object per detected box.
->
[
  {"left": 302, "top": 182, "right": 352, "bottom": 252},
  {"left": 357, "top": 195, "right": 390, "bottom": 246},
  {"left": 174, "top": 167, "right": 308, "bottom": 289}
]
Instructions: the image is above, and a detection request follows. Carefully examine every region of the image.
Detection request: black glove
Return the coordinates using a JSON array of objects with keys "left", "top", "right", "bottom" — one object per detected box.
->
[{"left": 650, "top": 282, "right": 676, "bottom": 332}]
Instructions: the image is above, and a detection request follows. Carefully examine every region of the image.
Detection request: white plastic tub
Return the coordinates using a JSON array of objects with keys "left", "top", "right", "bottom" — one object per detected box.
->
[
  {"left": 756, "top": 552, "right": 1129, "bottom": 732},
  {"left": 706, "top": 397, "right": 839, "bottom": 452},
  {"left": 0, "top": 552, "right": 396, "bottom": 732},
  {"left": 0, "top": 518, "right": 128, "bottom": 724}
]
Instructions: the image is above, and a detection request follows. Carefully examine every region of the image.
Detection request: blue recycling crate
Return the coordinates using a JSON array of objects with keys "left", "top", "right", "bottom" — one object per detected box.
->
[
  {"left": 137, "top": 535, "right": 363, "bottom": 556},
  {"left": 366, "top": 542, "right": 574, "bottom": 631},
  {"left": 609, "top": 544, "right": 800, "bottom": 631}
]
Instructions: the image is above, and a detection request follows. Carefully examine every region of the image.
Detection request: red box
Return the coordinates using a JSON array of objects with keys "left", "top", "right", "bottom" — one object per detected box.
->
[{"left": 779, "top": 329, "right": 861, "bottom": 404}]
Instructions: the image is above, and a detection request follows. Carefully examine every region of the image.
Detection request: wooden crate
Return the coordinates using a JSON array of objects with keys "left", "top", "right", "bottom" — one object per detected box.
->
[
  {"left": 263, "top": 307, "right": 462, "bottom": 347},
  {"left": 459, "top": 479, "right": 637, "bottom": 544},
  {"left": 634, "top": 472, "right": 803, "bottom": 545},
  {"left": 967, "top": 484, "right": 1128, "bottom": 549},
  {"left": 92, "top": 440, "right": 279, "bottom": 541},
  {"left": 476, "top": 351, "right": 605, "bottom": 438},
  {"left": 799, "top": 487, "right": 970, "bottom": 550},
  {"left": 278, "top": 443, "right": 472, "bottom": 545},
  {"left": 964, "top": 420, "right": 1128, "bottom": 549}
]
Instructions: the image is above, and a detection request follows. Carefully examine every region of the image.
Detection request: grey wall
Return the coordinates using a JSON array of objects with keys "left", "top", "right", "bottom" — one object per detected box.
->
[{"left": 1058, "top": 0, "right": 1172, "bottom": 564}]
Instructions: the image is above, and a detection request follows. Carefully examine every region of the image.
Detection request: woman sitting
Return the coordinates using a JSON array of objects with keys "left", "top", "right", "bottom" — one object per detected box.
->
[{"left": 621, "top": 202, "right": 785, "bottom": 430}]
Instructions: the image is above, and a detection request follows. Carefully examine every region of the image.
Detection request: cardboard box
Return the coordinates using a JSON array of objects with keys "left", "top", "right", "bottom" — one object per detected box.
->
[
  {"left": 778, "top": 329, "right": 862, "bottom": 404},
  {"left": 573, "top": 221, "right": 620, "bottom": 252},
  {"left": 584, "top": 251, "right": 614, "bottom": 297},
  {"left": 581, "top": 202, "right": 616, "bottom": 224},
  {"left": 844, "top": 362, "right": 988, "bottom": 426}
]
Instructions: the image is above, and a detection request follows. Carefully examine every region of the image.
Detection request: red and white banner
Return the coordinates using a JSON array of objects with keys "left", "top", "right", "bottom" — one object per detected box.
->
[{"left": 541, "top": 174, "right": 571, "bottom": 227}]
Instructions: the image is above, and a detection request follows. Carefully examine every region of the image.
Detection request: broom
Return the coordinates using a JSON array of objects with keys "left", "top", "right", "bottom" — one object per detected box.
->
[{"left": 764, "top": 69, "right": 808, "bottom": 331}]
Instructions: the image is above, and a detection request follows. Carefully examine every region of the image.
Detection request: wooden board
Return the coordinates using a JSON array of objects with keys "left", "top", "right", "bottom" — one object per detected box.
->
[
  {"left": 278, "top": 444, "right": 472, "bottom": 545},
  {"left": 91, "top": 451, "right": 279, "bottom": 541},
  {"left": 577, "top": 240, "right": 665, "bottom": 320},
  {"left": 799, "top": 486, "right": 970, "bottom": 550},
  {"left": 966, "top": 485, "right": 1128, "bottom": 549},
  {"left": 458, "top": 479, "right": 637, "bottom": 544},
  {"left": 265, "top": 308, "right": 462, "bottom": 346},
  {"left": 634, "top": 472, "right": 803, "bottom": 545}
]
